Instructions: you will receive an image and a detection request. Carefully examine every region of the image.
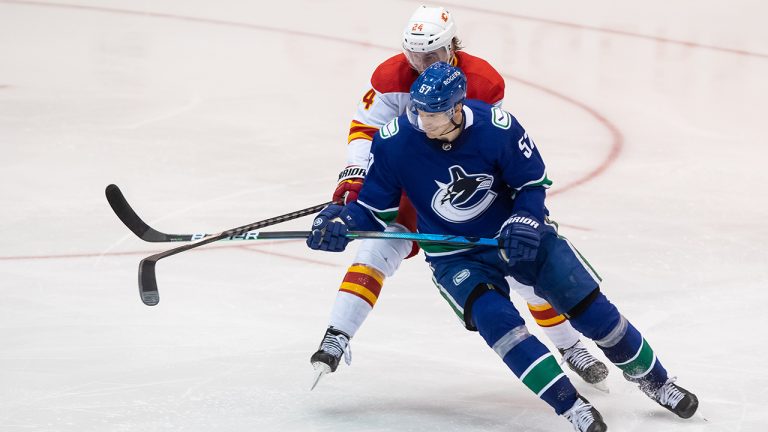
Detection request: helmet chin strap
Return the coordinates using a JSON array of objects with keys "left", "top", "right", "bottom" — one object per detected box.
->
[{"left": 435, "top": 110, "right": 464, "bottom": 140}]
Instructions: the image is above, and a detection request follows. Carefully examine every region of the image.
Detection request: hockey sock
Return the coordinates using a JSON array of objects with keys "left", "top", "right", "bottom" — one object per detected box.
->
[
  {"left": 339, "top": 264, "right": 384, "bottom": 307},
  {"left": 472, "top": 291, "right": 577, "bottom": 415},
  {"left": 567, "top": 292, "right": 668, "bottom": 389},
  {"left": 508, "top": 281, "right": 579, "bottom": 350},
  {"left": 527, "top": 303, "right": 579, "bottom": 350},
  {"left": 528, "top": 302, "right": 567, "bottom": 327},
  {"left": 328, "top": 264, "right": 384, "bottom": 337}
]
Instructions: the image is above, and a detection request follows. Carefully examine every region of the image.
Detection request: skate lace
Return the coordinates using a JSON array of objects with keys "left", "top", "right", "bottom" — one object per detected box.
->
[
  {"left": 564, "top": 399, "right": 596, "bottom": 431},
  {"left": 321, "top": 333, "right": 352, "bottom": 366},
  {"left": 561, "top": 344, "right": 598, "bottom": 371},
  {"left": 656, "top": 377, "right": 685, "bottom": 409}
]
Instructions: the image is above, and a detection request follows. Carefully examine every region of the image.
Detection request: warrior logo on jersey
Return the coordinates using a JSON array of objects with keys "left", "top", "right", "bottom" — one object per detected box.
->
[{"left": 432, "top": 165, "right": 498, "bottom": 223}]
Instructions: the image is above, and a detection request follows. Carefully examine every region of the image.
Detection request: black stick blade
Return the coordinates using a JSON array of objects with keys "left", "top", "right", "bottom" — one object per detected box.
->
[
  {"left": 105, "top": 184, "right": 192, "bottom": 242},
  {"left": 131, "top": 199, "right": 335, "bottom": 306},
  {"left": 106, "top": 184, "right": 161, "bottom": 241},
  {"left": 138, "top": 258, "right": 160, "bottom": 306}
]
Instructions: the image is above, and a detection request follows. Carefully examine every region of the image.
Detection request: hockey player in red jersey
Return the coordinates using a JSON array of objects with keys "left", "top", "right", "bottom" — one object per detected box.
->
[{"left": 310, "top": 5, "right": 608, "bottom": 390}]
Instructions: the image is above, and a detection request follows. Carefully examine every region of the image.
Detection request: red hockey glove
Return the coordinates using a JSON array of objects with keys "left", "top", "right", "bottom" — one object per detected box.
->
[{"left": 333, "top": 165, "right": 367, "bottom": 205}]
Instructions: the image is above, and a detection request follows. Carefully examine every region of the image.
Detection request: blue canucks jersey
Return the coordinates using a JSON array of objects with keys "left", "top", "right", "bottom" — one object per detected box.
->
[{"left": 347, "top": 99, "right": 552, "bottom": 254}]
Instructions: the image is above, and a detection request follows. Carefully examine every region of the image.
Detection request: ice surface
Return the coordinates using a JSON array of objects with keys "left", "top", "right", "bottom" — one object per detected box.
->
[{"left": 1, "top": 1, "right": 767, "bottom": 430}]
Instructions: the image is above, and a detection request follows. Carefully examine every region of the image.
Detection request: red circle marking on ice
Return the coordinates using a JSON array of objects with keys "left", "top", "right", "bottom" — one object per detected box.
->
[{"left": 0, "top": 0, "right": 624, "bottom": 260}]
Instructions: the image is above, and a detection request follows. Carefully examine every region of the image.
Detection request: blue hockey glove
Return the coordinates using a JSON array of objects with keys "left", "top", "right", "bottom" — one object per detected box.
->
[
  {"left": 498, "top": 211, "right": 542, "bottom": 265},
  {"left": 307, "top": 204, "right": 354, "bottom": 252}
]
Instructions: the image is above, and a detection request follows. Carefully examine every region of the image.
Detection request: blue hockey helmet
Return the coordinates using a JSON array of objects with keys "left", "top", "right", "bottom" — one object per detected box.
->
[{"left": 409, "top": 61, "right": 467, "bottom": 113}]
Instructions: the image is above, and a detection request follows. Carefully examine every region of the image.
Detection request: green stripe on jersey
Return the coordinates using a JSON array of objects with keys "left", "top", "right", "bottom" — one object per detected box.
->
[
  {"left": 420, "top": 243, "right": 473, "bottom": 254},
  {"left": 616, "top": 338, "right": 656, "bottom": 378},
  {"left": 431, "top": 276, "right": 465, "bottom": 323},
  {"left": 546, "top": 216, "right": 602, "bottom": 283},
  {"left": 521, "top": 354, "right": 565, "bottom": 395},
  {"left": 528, "top": 174, "right": 553, "bottom": 189},
  {"left": 517, "top": 174, "right": 552, "bottom": 190},
  {"left": 373, "top": 210, "right": 398, "bottom": 224}
]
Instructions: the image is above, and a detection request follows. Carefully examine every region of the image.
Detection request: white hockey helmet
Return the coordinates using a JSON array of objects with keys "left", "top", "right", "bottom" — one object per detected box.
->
[{"left": 402, "top": 6, "right": 456, "bottom": 71}]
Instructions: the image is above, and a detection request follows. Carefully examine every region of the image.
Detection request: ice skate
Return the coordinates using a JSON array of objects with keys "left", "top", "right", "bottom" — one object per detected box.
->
[
  {"left": 562, "top": 396, "right": 608, "bottom": 432},
  {"left": 634, "top": 376, "right": 699, "bottom": 419},
  {"left": 309, "top": 327, "right": 351, "bottom": 390},
  {"left": 560, "top": 341, "right": 610, "bottom": 392}
]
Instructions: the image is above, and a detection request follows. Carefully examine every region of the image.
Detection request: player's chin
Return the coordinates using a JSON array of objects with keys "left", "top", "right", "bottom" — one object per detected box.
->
[{"left": 424, "top": 128, "right": 446, "bottom": 139}]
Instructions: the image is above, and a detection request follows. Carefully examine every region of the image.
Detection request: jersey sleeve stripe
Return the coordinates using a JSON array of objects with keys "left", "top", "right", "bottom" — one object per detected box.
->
[
  {"left": 356, "top": 200, "right": 398, "bottom": 229},
  {"left": 348, "top": 131, "right": 375, "bottom": 143},
  {"left": 350, "top": 120, "right": 378, "bottom": 130},
  {"left": 519, "top": 172, "right": 553, "bottom": 190},
  {"left": 347, "top": 121, "right": 379, "bottom": 144}
]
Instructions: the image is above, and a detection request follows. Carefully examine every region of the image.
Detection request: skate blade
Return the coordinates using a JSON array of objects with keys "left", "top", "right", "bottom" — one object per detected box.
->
[
  {"left": 310, "top": 363, "right": 331, "bottom": 391},
  {"left": 590, "top": 379, "right": 610, "bottom": 393}
]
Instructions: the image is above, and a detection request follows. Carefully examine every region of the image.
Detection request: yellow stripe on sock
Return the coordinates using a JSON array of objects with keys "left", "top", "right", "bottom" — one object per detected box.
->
[
  {"left": 534, "top": 315, "right": 567, "bottom": 327},
  {"left": 348, "top": 264, "right": 384, "bottom": 285},
  {"left": 340, "top": 282, "right": 378, "bottom": 306}
]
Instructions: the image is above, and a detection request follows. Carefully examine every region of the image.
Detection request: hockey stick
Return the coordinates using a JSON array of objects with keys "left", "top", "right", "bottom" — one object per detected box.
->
[
  {"left": 254, "top": 230, "right": 499, "bottom": 246},
  {"left": 139, "top": 229, "right": 497, "bottom": 306},
  {"left": 106, "top": 184, "right": 316, "bottom": 242},
  {"left": 134, "top": 202, "right": 335, "bottom": 306},
  {"left": 106, "top": 185, "right": 493, "bottom": 247}
]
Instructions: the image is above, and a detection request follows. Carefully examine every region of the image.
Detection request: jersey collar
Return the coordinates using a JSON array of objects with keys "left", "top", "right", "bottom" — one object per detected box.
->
[{"left": 462, "top": 104, "right": 474, "bottom": 129}]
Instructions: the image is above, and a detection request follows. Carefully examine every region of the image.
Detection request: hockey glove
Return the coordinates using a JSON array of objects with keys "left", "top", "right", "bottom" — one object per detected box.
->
[
  {"left": 307, "top": 204, "right": 354, "bottom": 252},
  {"left": 333, "top": 165, "right": 367, "bottom": 205},
  {"left": 498, "top": 211, "right": 542, "bottom": 265}
]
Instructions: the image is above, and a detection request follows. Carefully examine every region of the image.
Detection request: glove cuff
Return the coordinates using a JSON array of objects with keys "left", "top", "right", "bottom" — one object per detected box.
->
[
  {"left": 338, "top": 206, "right": 359, "bottom": 231},
  {"left": 503, "top": 211, "right": 541, "bottom": 230},
  {"left": 337, "top": 165, "right": 367, "bottom": 182}
]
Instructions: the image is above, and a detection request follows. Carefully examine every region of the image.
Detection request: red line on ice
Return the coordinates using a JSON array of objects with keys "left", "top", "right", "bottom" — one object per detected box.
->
[{"left": 0, "top": 241, "right": 337, "bottom": 266}]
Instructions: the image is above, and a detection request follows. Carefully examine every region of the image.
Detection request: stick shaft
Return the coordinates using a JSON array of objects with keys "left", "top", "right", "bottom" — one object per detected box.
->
[
  {"left": 252, "top": 230, "right": 498, "bottom": 247},
  {"left": 137, "top": 202, "right": 333, "bottom": 306}
]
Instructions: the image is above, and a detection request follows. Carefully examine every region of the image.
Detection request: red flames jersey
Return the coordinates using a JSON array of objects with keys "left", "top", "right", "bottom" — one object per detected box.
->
[{"left": 345, "top": 51, "right": 505, "bottom": 167}]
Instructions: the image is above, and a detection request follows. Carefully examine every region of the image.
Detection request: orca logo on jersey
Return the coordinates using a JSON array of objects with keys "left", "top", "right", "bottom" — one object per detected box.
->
[{"left": 431, "top": 165, "right": 497, "bottom": 223}]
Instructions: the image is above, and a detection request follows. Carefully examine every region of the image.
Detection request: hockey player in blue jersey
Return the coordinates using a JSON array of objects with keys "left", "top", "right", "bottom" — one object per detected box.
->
[{"left": 306, "top": 62, "right": 699, "bottom": 431}]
